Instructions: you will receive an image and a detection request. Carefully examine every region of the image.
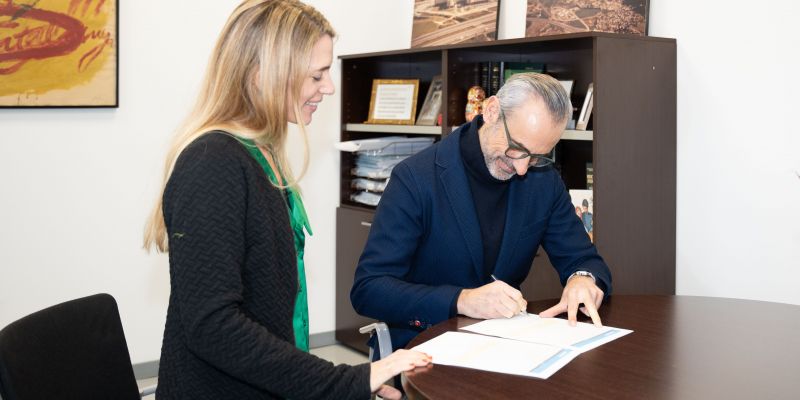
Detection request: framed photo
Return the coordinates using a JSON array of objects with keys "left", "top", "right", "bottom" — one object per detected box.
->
[
  {"left": 416, "top": 75, "right": 443, "bottom": 126},
  {"left": 0, "top": 0, "right": 119, "bottom": 108},
  {"left": 366, "top": 79, "right": 419, "bottom": 125},
  {"left": 526, "top": 0, "right": 649, "bottom": 38},
  {"left": 559, "top": 79, "right": 574, "bottom": 98},
  {"left": 569, "top": 189, "right": 594, "bottom": 242},
  {"left": 576, "top": 83, "right": 593, "bottom": 131},
  {"left": 412, "top": 0, "right": 501, "bottom": 48}
]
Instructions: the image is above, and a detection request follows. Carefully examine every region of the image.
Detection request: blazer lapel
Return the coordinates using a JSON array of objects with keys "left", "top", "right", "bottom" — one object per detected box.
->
[{"left": 436, "top": 129, "right": 484, "bottom": 282}]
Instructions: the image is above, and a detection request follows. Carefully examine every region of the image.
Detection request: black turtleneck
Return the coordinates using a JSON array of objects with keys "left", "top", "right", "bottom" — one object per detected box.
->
[{"left": 459, "top": 116, "right": 511, "bottom": 280}]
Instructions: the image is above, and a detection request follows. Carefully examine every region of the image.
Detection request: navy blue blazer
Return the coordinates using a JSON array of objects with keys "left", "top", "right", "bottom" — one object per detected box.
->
[{"left": 350, "top": 121, "right": 612, "bottom": 351}]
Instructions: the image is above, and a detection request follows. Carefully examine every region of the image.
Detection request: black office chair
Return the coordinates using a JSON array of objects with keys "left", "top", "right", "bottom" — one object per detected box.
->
[{"left": 0, "top": 293, "right": 156, "bottom": 400}]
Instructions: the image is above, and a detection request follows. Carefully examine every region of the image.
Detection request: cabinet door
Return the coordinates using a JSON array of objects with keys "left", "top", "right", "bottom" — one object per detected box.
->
[{"left": 335, "top": 207, "right": 375, "bottom": 354}]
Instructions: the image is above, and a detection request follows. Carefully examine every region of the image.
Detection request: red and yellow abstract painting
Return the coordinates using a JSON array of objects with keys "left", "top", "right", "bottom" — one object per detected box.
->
[{"left": 0, "top": 0, "right": 117, "bottom": 107}]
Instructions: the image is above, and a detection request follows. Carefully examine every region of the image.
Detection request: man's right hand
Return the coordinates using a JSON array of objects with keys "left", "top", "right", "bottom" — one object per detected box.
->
[{"left": 457, "top": 281, "right": 527, "bottom": 319}]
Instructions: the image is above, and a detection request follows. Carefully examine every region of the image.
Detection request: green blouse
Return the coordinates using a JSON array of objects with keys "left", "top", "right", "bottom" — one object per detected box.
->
[{"left": 238, "top": 138, "right": 312, "bottom": 352}]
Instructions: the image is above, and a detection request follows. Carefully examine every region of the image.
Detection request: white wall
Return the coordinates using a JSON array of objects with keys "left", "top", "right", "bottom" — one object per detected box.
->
[
  {"left": 1, "top": 0, "right": 798, "bottom": 364},
  {"left": 0, "top": 1, "right": 234, "bottom": 364},
  {"left": 648, "top": 0, "right": 800, "bottom": 304}
]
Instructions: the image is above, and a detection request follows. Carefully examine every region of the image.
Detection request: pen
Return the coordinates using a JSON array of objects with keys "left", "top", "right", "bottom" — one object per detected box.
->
[{"left": 490, "top": 274, "right": 528, "bottom": 316}]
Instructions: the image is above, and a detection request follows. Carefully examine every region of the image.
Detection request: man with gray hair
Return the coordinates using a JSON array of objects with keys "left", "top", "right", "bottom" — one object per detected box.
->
[{"left": 351, "top": 73, "right": 612, "bottom": 354}]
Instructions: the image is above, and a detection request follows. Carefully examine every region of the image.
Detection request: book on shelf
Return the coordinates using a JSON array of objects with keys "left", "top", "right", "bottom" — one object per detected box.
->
[
  {"left": 475, "top": 61, "right": 546, "bottom": 95},
  {"left": 479, "top": 62, "right": 490, "bottom": 94},
  {"left": 502, "top": 62, "right": 545, "bottom": 85},
  {"left": 586, "top": 163, "right": 594, "bottom": 190},
  {"left": 489, "top": 63, "right": 501, "bottom": 95},
  {"left": 569, "top": 189, "right": 594, "bottom": 242},
  {"left": 471, "top": 63, "right": 481, "bottom": 87}
]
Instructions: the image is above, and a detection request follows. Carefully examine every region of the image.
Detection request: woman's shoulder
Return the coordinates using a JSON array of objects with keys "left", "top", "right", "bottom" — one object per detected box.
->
[
  {"left": 183, "top": 130, "right": 248, "bottom": 158},
  {"left": 175, "top": 131, "right": 253, "bottom": 167},
  {"left": 169, "top": 131, "right": 261, "bottom": 186},
  {"left": 165, "top": 131, "right": 263, "bottom": 202}
]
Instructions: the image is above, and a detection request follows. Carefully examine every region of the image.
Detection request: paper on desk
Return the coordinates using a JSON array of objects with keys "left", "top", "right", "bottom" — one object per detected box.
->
[
  {"left": 461, "top": 314, "right": 632, "bottom": 353},
  {"left": 411, "top": 331, "right": 579, "bottom": 379},
  {"left": 411, "top": 316, "right": 632, "bottom": 380}
]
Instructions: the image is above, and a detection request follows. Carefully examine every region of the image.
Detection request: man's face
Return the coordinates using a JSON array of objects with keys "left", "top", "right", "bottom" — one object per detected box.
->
[{"left": 479, "top": 97, "right": 564, "bottom": 181}]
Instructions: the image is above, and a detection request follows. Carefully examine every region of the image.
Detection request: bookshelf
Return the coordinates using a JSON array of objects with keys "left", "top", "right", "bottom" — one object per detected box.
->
[
  {"left": 344, "top": 123, "right": 442, "bottom": 135},
  {"left": 335, "top": 32, "right": 676, "bottom": 353},
  {"left": 345, "top": 123, "right": 591, "bottom": 139}
]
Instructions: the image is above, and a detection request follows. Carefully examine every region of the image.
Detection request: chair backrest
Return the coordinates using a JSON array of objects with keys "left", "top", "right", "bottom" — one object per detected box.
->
[{"left": 0, "top": 293, "right": 141, "bottom": 400}]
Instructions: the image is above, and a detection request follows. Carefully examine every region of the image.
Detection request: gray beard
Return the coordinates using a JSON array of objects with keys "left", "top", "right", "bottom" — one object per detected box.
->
[
  {"left": 478, "top": 123, "right": 515, "bottom": 181},
  {"left": 484, "top": 154, "right": 515, "bottom": 181}
]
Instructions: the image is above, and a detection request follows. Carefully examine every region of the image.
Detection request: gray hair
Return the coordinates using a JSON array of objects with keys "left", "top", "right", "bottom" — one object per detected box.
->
[{"left": 496, "top": 73, "right": 572, "bottom": 125}]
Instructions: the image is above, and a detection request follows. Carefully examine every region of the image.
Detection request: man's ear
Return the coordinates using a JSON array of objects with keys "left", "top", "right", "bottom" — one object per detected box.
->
[{"left": 482, "top": 96, "right": 500, "bottom": 124}]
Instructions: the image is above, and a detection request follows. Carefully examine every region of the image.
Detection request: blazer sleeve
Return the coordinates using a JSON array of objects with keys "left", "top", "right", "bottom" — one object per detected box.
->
[
  {"left": 351, "top": 162, "right": 462, "bottom": 328},
  {"left": 540, "top": 172, "right": 612, "bottom": 295},
  {"left": 164, "top": 139, "right": 370, "bottom": 400}
]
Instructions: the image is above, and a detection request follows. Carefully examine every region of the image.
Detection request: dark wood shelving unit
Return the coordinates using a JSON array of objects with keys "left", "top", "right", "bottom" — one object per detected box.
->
[{"left": 335, "top": 32, "right": 676, "bottom": 354}]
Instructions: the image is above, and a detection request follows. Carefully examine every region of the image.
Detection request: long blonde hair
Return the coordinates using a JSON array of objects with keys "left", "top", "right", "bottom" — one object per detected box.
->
[{"left": 144, "top": 0, "right": 335, "bottom": 252}]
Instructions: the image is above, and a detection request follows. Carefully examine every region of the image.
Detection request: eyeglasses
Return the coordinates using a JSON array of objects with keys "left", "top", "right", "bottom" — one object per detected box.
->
[{"left": 500, "top": 109, "right": 555, "bottom": 168}]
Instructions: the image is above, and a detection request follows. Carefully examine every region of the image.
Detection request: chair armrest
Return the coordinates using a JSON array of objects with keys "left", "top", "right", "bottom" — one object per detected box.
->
[
  {"left": 359, "top": 322, "right": 392, "bottom": 360},
  {"left": 139, "top": 384, "right": 157, "bottom": 398}
]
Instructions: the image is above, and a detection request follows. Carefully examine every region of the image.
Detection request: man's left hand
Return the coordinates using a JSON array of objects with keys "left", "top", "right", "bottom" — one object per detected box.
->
[{"left": 539, "top": 276, "right": 604, "bottom": 327}]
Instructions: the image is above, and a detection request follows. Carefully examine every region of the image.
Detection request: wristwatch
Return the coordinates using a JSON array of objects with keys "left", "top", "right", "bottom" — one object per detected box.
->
[{"left": 568, "top": 270, "right": 596, "bottom": 283}]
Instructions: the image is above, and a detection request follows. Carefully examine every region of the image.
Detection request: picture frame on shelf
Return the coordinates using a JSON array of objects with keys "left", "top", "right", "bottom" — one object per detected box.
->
[
  {"left": 366, "top": 79, "right": 419, "bottom": 125},
  {"left": 569, "top": 189, "right": 594, "bottom": 242},
  {"left": 559, "top": 79, "right": 575, "bottom": 98},
  {"left": 576, "top": 83, "right": 594, "bottom": 131},
  {"left": 416, "top": 75, "right": 443, "bottom": 126},
  {"left": 0, "top": 0, "right": 119, "bottom": 108}
]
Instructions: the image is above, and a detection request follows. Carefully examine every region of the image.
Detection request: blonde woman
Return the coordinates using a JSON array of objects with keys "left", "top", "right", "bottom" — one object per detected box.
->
[{"left": 144, "top": 1, "right": 430, "bottom": 399}]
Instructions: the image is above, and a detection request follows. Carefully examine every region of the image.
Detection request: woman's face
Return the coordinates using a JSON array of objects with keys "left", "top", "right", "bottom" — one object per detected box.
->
[{"left": 287, "top": 34, "right": 334, "bottom": 125}]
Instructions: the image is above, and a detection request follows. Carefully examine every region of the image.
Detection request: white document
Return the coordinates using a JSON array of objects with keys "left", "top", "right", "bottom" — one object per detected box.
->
[
  {"left": 412, "top": 315, "right": 632, "bottom": 380},
  {"left": 411, "top": 331, "right": 579, "bottom": 379},
  {"left": 461, "top": 314, "right": 632, "bottom": 353}
]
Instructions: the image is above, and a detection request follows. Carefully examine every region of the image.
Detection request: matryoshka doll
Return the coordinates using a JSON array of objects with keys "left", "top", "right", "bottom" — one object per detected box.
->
[{"left": 464, "top": 85, "right": 486, "bottom": 122}]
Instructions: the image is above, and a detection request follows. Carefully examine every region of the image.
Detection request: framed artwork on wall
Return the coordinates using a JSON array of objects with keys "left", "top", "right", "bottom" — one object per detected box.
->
[
  {"left": 411, "top": 0, "right": 501, "bottom": 48},
  {"left": 525, "top": 0, "right": 648, "bottom": 38},
  {"left": 0, "top": 0, "right": 119, "bottom": 108}
]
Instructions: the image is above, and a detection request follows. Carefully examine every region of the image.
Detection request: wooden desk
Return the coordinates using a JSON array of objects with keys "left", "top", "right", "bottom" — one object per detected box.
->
[{"left": 402, "top": 295, "right": 800, "bottom": 400}]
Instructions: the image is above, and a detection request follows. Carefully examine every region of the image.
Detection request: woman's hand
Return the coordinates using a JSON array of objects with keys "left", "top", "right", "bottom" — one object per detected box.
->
[{"left": 369, "top": 349, "right": 432, "bottom": 396}]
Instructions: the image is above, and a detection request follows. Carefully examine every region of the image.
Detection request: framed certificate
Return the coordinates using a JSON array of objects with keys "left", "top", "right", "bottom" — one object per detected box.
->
[{"left": 366, "top": 79, "right": 419, "bottom": 125}]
